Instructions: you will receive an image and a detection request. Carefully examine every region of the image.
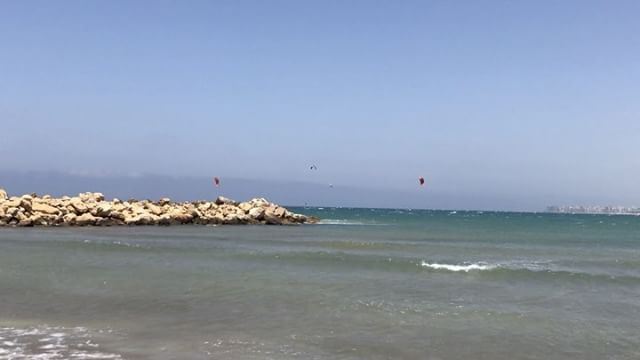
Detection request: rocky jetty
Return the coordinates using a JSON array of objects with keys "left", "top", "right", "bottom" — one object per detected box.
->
[{"left": 0, "top": 189, "right": 316, "bottom": 227}]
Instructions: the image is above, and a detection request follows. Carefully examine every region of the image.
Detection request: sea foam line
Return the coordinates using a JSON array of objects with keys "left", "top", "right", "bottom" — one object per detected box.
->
[
  {"left": 420, "top": 261, "right": 497, "bottom": 272},
  {"left": 317, "top": 219, "right": 387, "bottom": 226}
]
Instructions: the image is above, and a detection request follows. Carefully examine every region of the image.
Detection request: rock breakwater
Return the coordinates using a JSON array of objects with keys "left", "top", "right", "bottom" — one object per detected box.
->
[{"left": 0, "top": 189, "right": 316, "bottom": 227}]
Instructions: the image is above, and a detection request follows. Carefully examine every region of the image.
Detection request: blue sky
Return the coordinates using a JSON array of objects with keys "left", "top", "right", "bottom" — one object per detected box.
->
[{"left": 1, "top": 1, "right": 639, "bottom": 209}]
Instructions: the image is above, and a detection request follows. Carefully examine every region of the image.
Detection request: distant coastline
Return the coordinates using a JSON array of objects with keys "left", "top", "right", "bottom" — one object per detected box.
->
[
  {"left": 546, "top": 205, "right": 640, "bottom": 216},
  {"left": 0, "top": 188, "right": 316, "bottom": 227}
]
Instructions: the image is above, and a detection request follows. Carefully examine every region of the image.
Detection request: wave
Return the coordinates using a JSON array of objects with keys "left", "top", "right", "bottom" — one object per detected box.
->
[
  {"left": 232, "top": 246, "right": 640, "bottom": 284},
  {"left": 418, "top": 260, "right": 640, "bottom": 284},
  {"left": 317, "top": 219, "right": 385, "bottom": 226},
  {"left": 421, "top": 261, "right": 496, "bottom": 272}
]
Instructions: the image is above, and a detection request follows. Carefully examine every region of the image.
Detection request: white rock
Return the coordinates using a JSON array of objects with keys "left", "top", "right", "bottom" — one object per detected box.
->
[
  {"left": 75, "top": 213, "right": 98, "bottom": 226},
  {"left": 93, "top": 203, "right": 113, "bottom": 217},
  {"left": 70, "top": 198, "right": 89, "bottom": 214},
  {"left": 248, "top": 207, "right": 265, "bottom": 220},
  {"left": 215, "top": 196, "right": 238, "bottom": 206},
  {"left": 32, "top": 203, "right": 60, "bottom": 215},
  {"left": 249, "top": 198, "right": 271, "bottom": 208}
]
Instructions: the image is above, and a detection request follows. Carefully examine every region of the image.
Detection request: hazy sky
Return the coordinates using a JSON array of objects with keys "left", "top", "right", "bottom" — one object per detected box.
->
[{"left": 1, "top": 1, "right": 639, "bottom": 209}]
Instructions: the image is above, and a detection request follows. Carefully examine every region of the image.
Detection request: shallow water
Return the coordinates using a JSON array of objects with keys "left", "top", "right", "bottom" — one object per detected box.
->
[{"left": 1, "top": 209, "right": 639, "bottom": 359}]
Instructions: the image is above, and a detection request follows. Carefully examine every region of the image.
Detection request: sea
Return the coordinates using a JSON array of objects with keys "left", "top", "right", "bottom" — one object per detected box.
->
[{"left": 1, "top": 208, "right": 639, "bottom": 359}]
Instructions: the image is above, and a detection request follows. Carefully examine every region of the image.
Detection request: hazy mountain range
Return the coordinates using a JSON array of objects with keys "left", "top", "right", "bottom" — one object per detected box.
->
[{"left": 0, "top": 170, "right": 546, "bottom": 211}]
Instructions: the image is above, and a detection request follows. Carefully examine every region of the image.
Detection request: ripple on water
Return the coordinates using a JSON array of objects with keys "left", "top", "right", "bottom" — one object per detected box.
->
[{"left": 0, "top": 326, "right": 122, "bottom": 360}]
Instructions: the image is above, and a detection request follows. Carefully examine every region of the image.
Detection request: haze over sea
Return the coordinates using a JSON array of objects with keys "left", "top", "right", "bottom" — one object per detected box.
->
[{"left": 2, "top": 208, "right": 639, "bottom": 359}]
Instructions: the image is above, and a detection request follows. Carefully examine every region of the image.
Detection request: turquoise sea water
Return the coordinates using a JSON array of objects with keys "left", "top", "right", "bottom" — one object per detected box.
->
[{"left": 1, "top": 208, "right": 639, "bottom": 359}]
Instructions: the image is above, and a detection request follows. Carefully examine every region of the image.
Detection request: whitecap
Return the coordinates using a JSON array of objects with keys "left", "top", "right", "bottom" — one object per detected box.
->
[
  {"left": 421, "top": 261, "right": 496, "bottom": 272},
  {"left": 70, "top": 352, "right": 122, "bottom": 359},
  {"left": 317, "top": 219, "right": 366, "bottom": 225}
]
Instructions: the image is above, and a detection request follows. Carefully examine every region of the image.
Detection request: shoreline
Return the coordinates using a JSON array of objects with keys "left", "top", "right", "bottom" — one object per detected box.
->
[{"left": 0, "top": 189, "right": 317, "bottom": 227}]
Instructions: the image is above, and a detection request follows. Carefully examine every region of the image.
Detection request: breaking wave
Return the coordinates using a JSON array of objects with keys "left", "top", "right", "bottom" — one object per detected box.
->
[
  {"left": 421, "top": 261, "right": 496, "bottom": 272},
  {"left": 317, "top": 219, "right": 385, "bottom": 226},
  {"left": 418, "top": 260, "right": 640, "bottom": 284}
]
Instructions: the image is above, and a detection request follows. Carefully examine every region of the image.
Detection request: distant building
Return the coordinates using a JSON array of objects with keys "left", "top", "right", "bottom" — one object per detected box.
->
[{"left": 546, "top": 205, "right": 640, "bottom": 215}]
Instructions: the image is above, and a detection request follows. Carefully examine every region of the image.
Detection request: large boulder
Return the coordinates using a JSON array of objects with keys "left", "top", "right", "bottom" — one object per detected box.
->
[
  {"left": 158, "top": 198, "right": 171, "bottom": 206},
  {"left": 215, "top": 196, "right": 238, "bottom": 206},
  {"left": 62, "top": 213, "right": 77, "bottom": 225},
  {"left": 158, "top": 214, "right": 173, "bottom": 225},
  {"left": 248, "top": 207, "right": 265, "bottom": 220},
  {"left": 224, "top": 213, "right": 241, "bottom": 224},
  {"left": 93, "top": 203, "right": 113, "bottom": 217},
  {"left": 79, "top": 192, "right": 104, "bottom": 202},
  {"left": 197, "top": 202, "right": 214, "bottom": 212},
  {"left": 96, "top": 217, "right": 120, "bottom": 226},
  {"left": 289, "top": 213, "right": 309, "bottom": 223},
  {"left": 19, "top": 196, "right": 33, "bottom": 213},
  {"left": 18, "top": 217, "right": 34, "bottom": 227},
  {"left": 265, "top": 206, "right": 287, "bottom": 218},
  {"left": 183, "top": 204, "right": 200, "bottom": 218},
  {"left": 5, "top": 207, "right": 20, "bottom": 218},
  {"left": 75, "top": 213, "right": 98, "bottom": 226},
  {"left": 263, "top": 206, "right": 290, "bottom": 225},
  {"left": 168, "top": 211, "right": 193, "bottom": 224},
  {"left": 238, "top": 202, "right": 253, "bottom": 213},
  {"left": 109, "top": 210, "right": 126, "bottom": 221},
  {"left": 32, "top": 203, "right": 60, "bottom": 215},
  {"left": 236, "top": 213, "right": 252, "bottom": 224},
  {"left": 249, "top": 198, "right": 271, "bottom": 208},
  {"left": 27, "top": 214, "right": 47, "bottom": 226},
  {"left": 274, "top": 207, "right": 287, "bottom": 217},
  {"left": 38, "top": 214, "right": 58, "bottom": 226},
  {"left": 111, "top": 203, "right": 126, "bottom": 213},
  {"left": 129, "top": 203, "right": 146, "bottom": 216},
  {"left": 69, "top": 198, "right": 89, "bottom": 214},
  {"left": 263, "top": 212, "right": 285, "bottom": 225},
  {"left": 15, "top": 210, "right": 28, "bottom": 222},
  {"left": 145, "top": 203, "right": 163, "bottom": 216},
  {"left": 0, "top": 188, "right": 7, "bottom": 201},
  {"left": 3, "top": 198, "right": 21, "bottom": 208},
  {"left": 125, "top": 213, "right": 157, "bottom": 225},
  {"left": 211, "top": 213, "right": 225, "bottom": 224}
]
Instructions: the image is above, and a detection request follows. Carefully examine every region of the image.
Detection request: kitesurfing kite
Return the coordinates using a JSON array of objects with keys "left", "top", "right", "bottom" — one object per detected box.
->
[
  {"left": 213, "top": 177, "right": 220, "bottom": 187},
  {"left": 310, "top": 165, "right": 318, "bottom": 170},
  {"left": 418, "top": 176, "right": 425, "bottom": 186}
]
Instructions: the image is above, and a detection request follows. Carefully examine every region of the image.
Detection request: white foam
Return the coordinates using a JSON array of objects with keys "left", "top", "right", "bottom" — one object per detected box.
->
[
  {"left": 421, "top": 261, "right": 496, "bottom": 272},
  {"left": 318, "top": 219, "right": 389, "bottom": 226},
  {"left": 71, "top": 352, "right": 122, "bottom": 359},
  {"left": 318, "top": 219, "right": 366, "bottom": 225},
  {"left": 0, "top": 326, "right": 122, "bottom": 360}
]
